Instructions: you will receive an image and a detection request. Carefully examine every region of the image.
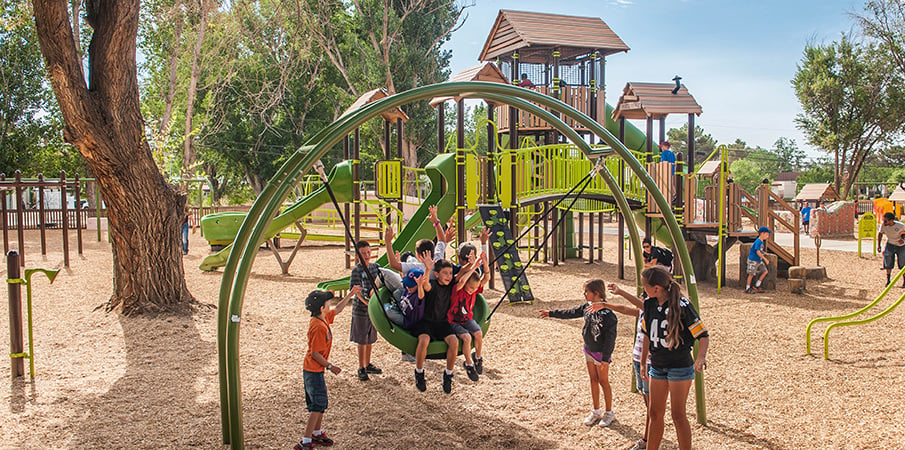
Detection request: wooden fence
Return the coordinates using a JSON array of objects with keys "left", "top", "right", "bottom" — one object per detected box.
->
[{"left": 1, "top": 171, "right": 84, "bottom": 267}]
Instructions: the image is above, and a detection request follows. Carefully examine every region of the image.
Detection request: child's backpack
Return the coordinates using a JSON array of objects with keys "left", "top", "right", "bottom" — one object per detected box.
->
[{"left": 658, "top": 247, "right": 674, "bottom": 268}]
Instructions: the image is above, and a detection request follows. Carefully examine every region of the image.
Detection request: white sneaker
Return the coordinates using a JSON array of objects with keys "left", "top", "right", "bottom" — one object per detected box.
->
[
  {"left": 583, "top": 410, "right": 602, "bottom": 426},
  {"left": 629, "top": 438, "right": 647, "bottom": 450},
  {"left": 598, "top": 410, "right": 615, "bottom": 427}
]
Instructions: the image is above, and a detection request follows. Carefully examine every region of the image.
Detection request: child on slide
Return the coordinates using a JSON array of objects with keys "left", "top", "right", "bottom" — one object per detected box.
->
[
  {"left": 538, "top": 279, "right": 618, "bottom": 427},
  {"left": 448, "top": 251, "right": 491, "bottom": 381}
]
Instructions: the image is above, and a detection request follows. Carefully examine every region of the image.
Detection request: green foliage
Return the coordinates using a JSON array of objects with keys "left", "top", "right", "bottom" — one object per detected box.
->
[
  {"left": 771, "top": 137, "right": 806, "bottom": 173},
  {"left": 796, "top": 157, "right": 834, "bottom": 188},
  {"left": 729, "top": 159, "right": 767, "bottom": 193},
  {"left": 792, "top": 33, "right": 905, "bottom": 199},
  {"left": 666, "top": 124, "right": 717, "bottom": 161},
  {"left": 0, "top": 1, "right": 83, "bottom": 177}
]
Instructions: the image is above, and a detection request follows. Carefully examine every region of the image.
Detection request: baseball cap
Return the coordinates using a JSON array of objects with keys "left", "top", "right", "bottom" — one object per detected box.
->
[
  {"left": 305, "top": 290, "right": 334, "bottom": 314},
  {"left": 402, "top": 268, "right": 424, "bottom": 288},
  {"left": 659, "top": 141, "right": 671, "bottom": 149},
  {"left": 758, "top": 226, "right": 771, "bottom": 234}
]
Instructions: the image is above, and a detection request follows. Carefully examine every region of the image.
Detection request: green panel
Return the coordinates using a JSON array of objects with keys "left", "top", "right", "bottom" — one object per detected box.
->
[
  {"left": 498, "top": 152, "right": 512, "bottom": 208},
  {"left": 465, "top": 152, "right": 479, "bottom": 208},
  {"left": 375, "top": 159, "right": 403, "bottom": 200}
]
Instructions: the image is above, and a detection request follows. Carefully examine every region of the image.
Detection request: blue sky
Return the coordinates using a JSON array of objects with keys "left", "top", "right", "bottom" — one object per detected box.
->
[{"left": 443, "top": 0, "right": 863, "bottom": 157}]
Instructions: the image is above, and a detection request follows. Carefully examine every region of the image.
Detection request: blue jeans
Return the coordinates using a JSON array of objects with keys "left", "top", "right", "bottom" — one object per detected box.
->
[
  {"left": 883, "top": 243, "right": 905, "bottom": 271},
  {"left": 181, "top": 223, "right": 189, "bottom": 254}
]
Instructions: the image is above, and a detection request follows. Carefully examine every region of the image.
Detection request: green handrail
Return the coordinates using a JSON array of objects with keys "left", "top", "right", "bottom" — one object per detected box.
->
[
  {"left": 806, "top": 264, "right": 905, "bottom": 358},
  {"left": 218, "top": 82, "right": 705, "bottom": 447}
]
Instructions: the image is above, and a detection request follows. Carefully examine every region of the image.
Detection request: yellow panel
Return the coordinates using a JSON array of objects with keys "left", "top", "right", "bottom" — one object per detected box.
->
[
  {"left": 498, "top": 151, "right": 512, "bottom": 208},
  {"left": 466, "top": 153, "right": 478, "bottom": 208}
]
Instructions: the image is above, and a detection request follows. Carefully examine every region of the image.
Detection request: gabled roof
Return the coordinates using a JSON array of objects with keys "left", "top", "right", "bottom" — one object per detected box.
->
[
  {"left": 340, "top": 88, "right": 409, "bottom": 123},
  {"left": 795, "top": 183, "right": 839, "bottom": 201},
  {"left": 774, "top": 172, "right": 800, "bottom": 182},
  {"left": 478, "top": 10, "right": 630, "bottom": 64},
  {"left": 889, "top": 185, "right": 905, "bottom": 202},
  {"left": 612, "top": 82, "right": 702, "bottom": 120},
  {"left": 429, "top": 63, "right": 510, "bottom": 106}
]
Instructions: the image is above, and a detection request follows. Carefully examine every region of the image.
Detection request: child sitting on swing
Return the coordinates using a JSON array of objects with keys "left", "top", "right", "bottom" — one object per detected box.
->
[{"left": 448, "top": 251, "right": 490, "bottom": 381}]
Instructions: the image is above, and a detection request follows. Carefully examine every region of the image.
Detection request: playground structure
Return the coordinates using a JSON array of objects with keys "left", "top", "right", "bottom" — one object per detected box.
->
[
  {"left": 211, "top": 10, "right": 813, "bottom": 447},
  {"left": 1, "top": 171, "right": 87, "bottom": 267}
]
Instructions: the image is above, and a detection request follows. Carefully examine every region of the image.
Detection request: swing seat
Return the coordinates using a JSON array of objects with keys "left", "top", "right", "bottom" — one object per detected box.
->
[{"left": 367, "top": 287, "right": 490, "bottom": 359}]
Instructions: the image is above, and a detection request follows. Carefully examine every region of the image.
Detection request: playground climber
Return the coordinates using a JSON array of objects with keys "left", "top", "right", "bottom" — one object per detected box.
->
[
  {"left": 519, "top": 73, "right": 535, "bottom": 88},
  {"left": 638, "top": 266, "right": 709, "bottom": 450},
  {"left": 878, "top": 212, "right": 905, "bottom": 287},
  {"left": 411, "top": 258, "right": 461, "bottom": 393},
  {"left": 642, "top": 237, "right": 674, "bottom": 272},
  {"left": 349, "top": 241, "right": 383, "bottom": 381},
  {"left": 295, "top": 286, "right": 360, "bottom": 450},
  {"left": 745, "top": 226, "right": 771, "bottom": 294},
  {"left": 448, "top": 251, "right": 491, "bottom": 382}
]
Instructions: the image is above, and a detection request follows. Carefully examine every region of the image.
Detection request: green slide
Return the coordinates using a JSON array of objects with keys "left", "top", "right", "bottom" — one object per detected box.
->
[
  {"left": 199, "top": 161, "right": 355, "bottom": 271},
  {"left": 316, "top": 152, "right": 457, "bottom": 291}
]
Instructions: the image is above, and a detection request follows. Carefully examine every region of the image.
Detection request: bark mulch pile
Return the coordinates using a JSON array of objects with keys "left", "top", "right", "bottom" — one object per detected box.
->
[{"left": 1, "top": 228, "right": 903, "bottom": 449}]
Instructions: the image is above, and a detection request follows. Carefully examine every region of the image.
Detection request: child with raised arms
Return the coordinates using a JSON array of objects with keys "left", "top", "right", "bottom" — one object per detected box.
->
[
  {"left": 448, "top": 251, "right": 490, "bottom": 381},
  {"left": 294, "top": 286, "right": 360, "bottom": 450},
  {"left": 538, "top": 279, "right": 618, "bottom": 427},
  {"left": 638, "top": 266, "right": 709, "bottom": 450}
]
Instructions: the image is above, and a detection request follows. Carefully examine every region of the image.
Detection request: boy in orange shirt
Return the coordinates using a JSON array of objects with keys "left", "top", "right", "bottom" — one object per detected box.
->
[{"left": 294, "top": 286, "right": 360, "bottom": 450}]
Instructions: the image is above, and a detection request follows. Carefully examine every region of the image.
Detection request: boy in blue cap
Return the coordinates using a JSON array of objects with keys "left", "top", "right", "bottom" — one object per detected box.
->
[{"left": 746, "top": 226, "right": 771, "bottom": 294}]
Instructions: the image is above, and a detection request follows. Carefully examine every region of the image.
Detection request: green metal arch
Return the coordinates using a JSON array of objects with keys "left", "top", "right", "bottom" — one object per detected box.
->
[{"left": 217, "top": 81, "right": 704, "bottom": 447}]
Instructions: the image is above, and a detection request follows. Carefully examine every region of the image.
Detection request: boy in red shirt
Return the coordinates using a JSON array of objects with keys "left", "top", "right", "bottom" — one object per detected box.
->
[
  {"left": 448, "top": 252, "right": 490, "bottom": 381},
  {"left": 294, "top": 286, "right": 359, "bottom": 450}
]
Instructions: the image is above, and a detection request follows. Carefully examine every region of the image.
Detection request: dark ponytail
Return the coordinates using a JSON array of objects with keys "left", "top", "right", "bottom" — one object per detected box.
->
[{"left": 642, "top": 265, "right": 685, "bottom": 350}]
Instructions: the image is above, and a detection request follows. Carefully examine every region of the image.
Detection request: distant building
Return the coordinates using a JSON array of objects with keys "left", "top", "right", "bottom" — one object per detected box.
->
[{"left": 771, "top": 172, "right": 799, "bottom": 199}]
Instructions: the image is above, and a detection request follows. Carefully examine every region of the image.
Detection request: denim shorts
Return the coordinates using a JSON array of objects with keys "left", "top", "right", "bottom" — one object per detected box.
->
[
  {"left": 303, "top": 370, "right": 328, "bottom": 413},
  {"left": 450, "top": 319, "right": 481, "bottom": 336},
  {"left": 648, "top": 364, "right": 695, "bottom": 382},
  {"left": 883, "top": 243, "right": 905, "bottom": 270},
  {"left": 633, "top": 360, "right": 650, "bottom": 395}
]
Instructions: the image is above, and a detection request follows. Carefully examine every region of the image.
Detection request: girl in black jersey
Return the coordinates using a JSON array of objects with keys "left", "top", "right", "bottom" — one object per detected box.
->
[{"left": 639, "top": 266, "right": 709, "bottom": 450}]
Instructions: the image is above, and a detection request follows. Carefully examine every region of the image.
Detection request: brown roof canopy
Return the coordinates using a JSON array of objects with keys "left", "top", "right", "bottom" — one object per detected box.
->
[
  {"left": 429, "top": 63, "right": 510, "bottom": 106},
  {"left": 612, "top": 82, "right": 702, "bottom": 120},
  {"left": 795, "top": 183, "right": 839, "bottom": 201},
  {"left": 340, "top": 88, "right": 409, "bottom": 123},
  {"left": 478, "top": 10, "right": 630, "bottom": 64}
]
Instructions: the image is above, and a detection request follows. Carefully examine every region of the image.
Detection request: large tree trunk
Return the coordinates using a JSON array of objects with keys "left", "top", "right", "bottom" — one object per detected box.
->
[{"left": 32, "top": 0, "right": 192, "bottom": 314}]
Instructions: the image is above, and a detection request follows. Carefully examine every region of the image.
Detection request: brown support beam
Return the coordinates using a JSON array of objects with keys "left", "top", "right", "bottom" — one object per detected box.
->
[
  {"left": 343, "top": 136, "right": 351, "bottom": 269},
  {"left": 457, "top": 99, "right": 466, "bottom": 246}
]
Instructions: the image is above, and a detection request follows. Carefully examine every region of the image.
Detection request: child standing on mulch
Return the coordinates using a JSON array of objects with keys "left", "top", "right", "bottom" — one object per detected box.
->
[
  {"left": 639, "top": 266, "right": 709, "bottom": 450},
  {"left": 745, "top": 226, "right": 771, "bottom": 294},
  {"left": 295, "top": 286, "right": 359, "bottom": 450},
  {"left": 591, "top": 283, "right": 650, "bottom": 450},
  {"left": 349, "top": 241, "right": 382, "bottom": 381},
  {"left": 538, "top": 279, "right": 618, "bottom": 427}
]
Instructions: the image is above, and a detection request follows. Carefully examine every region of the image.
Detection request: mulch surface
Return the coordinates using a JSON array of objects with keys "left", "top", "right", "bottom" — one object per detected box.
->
[{"left": 1, "top": 227, "right": 904, "bottom": 449}]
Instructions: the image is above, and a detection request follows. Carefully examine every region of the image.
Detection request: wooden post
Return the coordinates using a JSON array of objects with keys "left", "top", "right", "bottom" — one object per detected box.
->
[
  {"left": 60, "top": 171, "right": 69, "bottom": 268},
  {"left": 598, "top": 211, "right": 604, "bottom": 262},
  {"left": 38, "top": 174, "right": 47, "bottom": 255},
  {"left": 457, "top": 99, "right": 466, "bottom": 246},
  {"left": 543, "top": 202, "right": 550, "bottom": 263},
  {"left": 8, "top": 250, "right": 24, "bottom": 378},
  {"left": 588, "top": 209, "right": 594, "bottom": 264},
  {"left": 551, "top": 50, "right": 560, "bottom": 144},
  {"left": 659, "top": 116, "right": 666, "bottom": 148},
  {"left": 14, "top": 171, "right": 25, "bottom": 266},
  {"left": 688, "top": 113, "right": 696, "bottom": 172},
  {"left": 95, "top": 182, "right": 102, "bottom": 242},
  {"left": 578, "top": 212, "right": 584, "bottom": 258},
  {"left": 589, "top": 52, "right": 598, "bottom": 124},
  {"left": 396, "top": 117, "right": 404, "bottom": 227},
  {"left": 343, "top": 136, "right": 351, "bottom": 269},
  {"left": 618, "top": 212, "right": 625, "bottom": 279},
  {"left": 509, "top": 54, "right": 519, "bottom": 240},
  {"left": 353, "top": 129, "right": 361, "bottom": 248},
  {"left": 552, "top": 207, "right": 559, "bottom": 266},
  {"left": 486, "top": 104, "right": 496, "bottom": 201},
  {"left": 75, "top": 173, "right": 82, "bottom": 255},
  {"left": 1, "top": 174, "right": 8, "bottom": 254}
]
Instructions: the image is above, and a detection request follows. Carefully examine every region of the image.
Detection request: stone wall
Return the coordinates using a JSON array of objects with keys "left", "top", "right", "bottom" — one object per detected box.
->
[{"left": 810, "top": 201, "right": 855, "bottom": 238}]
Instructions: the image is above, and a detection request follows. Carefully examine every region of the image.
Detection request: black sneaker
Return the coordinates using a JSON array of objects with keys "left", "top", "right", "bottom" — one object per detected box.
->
[
  {"left": 472, "top": 352, "right": 483, "bottom": 374},
  {"left": 414, "top": 370, "right": 426, "bottom": 392},
  {"left": 311, "top": 432, "right": 334, "bottom": 447},
  {"left": 745, "top": 287, "right": 755, "bottom": 294},
  {"left": 293, "top": 441, "right": 314, "bottom": 450},
  {"left": 464, "top": 363, "right": 479, "bottom": 381},
  {"left": 442, "top": 371, "right": 453, "bottom": 394},
  {"left": 364, "top": 363, "right": 382, "bottom": 374},
  {"left": 357, "top": 367, "right": 369, "bottom": 381}
]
